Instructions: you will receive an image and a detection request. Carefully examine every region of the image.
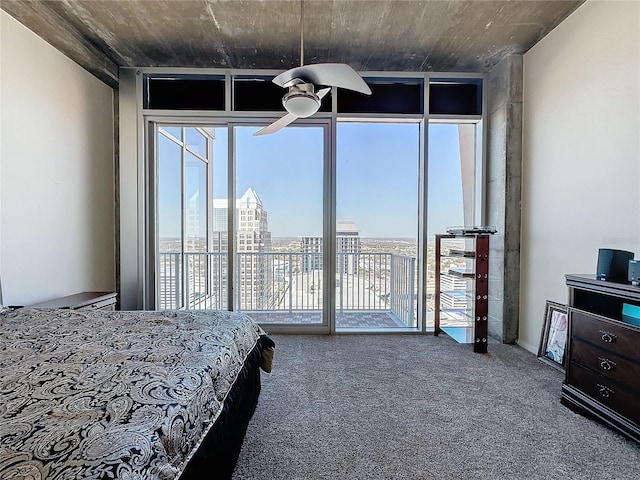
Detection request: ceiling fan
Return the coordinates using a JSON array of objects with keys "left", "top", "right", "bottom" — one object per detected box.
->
[{"left": 254, "top": 1, "right": 372, "bottom": 136}]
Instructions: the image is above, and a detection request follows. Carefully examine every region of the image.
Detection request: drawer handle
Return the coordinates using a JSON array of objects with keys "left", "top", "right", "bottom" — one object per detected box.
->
[
  {"left": 598, "top": 330, "right": 617, "bottom": 343},
  {"left": 598, "top": 357, "right": 617, "bottom": 371},
  {"left": 596, "top": 384, "right": 615, "bottom": 398}
]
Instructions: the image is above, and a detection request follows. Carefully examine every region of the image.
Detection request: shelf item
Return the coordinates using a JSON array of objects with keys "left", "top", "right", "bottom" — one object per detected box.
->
[
  {"left": 434, "top": 233, "right": 490, "bottom": 353},
  {"left": 29, "top": 291, "right": 117, "bottom": 311},
  {"left": 447, "top": 249, "right": 476, "bottom": 258},
  {"left": 562, "top": 274, "right": 640, "bottom": 444},
  {"left": 446, "top": 225, "right": 497, "bottom": 235}
]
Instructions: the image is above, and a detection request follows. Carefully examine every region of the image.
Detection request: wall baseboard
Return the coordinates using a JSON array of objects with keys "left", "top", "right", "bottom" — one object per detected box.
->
[{"left": 517, "top": 339, "right": 538, "bottom": 355}]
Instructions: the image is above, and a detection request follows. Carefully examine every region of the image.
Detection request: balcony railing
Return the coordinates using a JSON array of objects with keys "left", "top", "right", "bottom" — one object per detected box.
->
[{"left": 158, "top": 252, "right": 416, "bottom": 326}]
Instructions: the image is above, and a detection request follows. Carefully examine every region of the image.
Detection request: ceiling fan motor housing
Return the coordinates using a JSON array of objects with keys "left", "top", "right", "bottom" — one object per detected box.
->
[{"left": 282, "top": 84, "right": 321, "bottom": 118}]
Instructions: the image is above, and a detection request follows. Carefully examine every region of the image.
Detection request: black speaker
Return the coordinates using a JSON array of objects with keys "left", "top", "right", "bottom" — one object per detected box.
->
[
  {"left": 629, "top": 259, "right": 639, "bottom": 285},
  {"left": 596, "top": 249, "right": 634, "bottom": 282}
]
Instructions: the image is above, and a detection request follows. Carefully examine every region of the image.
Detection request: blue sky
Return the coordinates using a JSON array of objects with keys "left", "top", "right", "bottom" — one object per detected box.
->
[{"left": 160, "top": 122, "right": 465, "bottom": 239}]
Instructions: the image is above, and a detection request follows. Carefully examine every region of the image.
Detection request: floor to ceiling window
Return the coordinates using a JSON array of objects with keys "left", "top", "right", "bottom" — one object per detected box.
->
[
  {"left": 156, "top": 125, "right": 228, "bottom": 310},
  {"left": 156, "top": 126, "right": 205, "bottom": 309},
  {"left": 144, "top": 71, "right": 484, "bottom": 334},
  {"left": 425, "top": 122, "right": 481, "bottom": 331},
  {"left": 336, "top": 122, "right": 420, "bottom": 330}
]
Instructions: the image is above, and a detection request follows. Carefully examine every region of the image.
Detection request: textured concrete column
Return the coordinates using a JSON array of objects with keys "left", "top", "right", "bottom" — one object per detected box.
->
[
  {"left": 486, "top": 54, "right": 523, "bottom": 343},
  {"left": 114, "top": 89, "right": 121, "bottom": 309}
]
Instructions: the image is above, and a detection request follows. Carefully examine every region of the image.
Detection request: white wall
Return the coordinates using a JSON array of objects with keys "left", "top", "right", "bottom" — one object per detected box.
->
[
  {"left": 520, "top": 0, "right": 640, "bottom": 352},
  {"left": 0, "top": 11, "right": 115, "bottom": 306}
]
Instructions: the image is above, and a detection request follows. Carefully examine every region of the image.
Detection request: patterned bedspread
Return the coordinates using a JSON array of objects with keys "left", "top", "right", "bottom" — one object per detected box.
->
[{"left": 0, "top": 308, "right": 265, "bottom": 479}]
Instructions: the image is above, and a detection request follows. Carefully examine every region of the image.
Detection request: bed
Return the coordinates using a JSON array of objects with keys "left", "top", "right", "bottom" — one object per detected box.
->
[{"left": 0, "top": 307, "right": 274, "bottom": 479}]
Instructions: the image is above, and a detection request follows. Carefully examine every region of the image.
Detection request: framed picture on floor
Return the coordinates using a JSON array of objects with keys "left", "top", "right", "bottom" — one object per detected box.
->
[{"left": 538, "top": 300, "right": 569, "bottom": 371}]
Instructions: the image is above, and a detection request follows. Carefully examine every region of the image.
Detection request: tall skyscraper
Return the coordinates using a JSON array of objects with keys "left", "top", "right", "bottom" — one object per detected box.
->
[
  {"left": 301, "top": 220, "right": 361, "bottom": 274},
  {"left": 301, "top": 236, "right": 322, "bottom": 272},
  {"left": 336, "top": 220, "right": 361, "bottom": 275},
  {"left": 213, "top": 188, "right": 273, "bottom": 309}
]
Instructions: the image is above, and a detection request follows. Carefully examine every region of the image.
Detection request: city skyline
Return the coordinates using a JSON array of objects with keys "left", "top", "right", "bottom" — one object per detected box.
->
[
  {"left": 159, "top": 122, "right": 468, "bottom": 240},
  {"left": 157, "top": 124, "right": 470, "bottom": 326}
]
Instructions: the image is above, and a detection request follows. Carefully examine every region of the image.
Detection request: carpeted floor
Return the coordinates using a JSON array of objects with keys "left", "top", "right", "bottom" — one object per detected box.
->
[{"left": 233, "top": 334, "right": 640, "bottom": 479}]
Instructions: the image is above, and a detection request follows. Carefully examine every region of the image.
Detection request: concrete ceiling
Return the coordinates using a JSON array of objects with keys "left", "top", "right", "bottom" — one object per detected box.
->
[{"left": 2, "top": 0, "right": 584, "bottom": 88}]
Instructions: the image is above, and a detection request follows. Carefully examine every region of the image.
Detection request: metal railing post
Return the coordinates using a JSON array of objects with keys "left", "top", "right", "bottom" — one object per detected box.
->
[
  {"left": 390, "top": 254, "right": 396, "bottom": 316},
  {"left": 288, "top": 252, "right": 293, "bottom": 313},
  {"left": 221, "top": 253, "right": 226, "bottom": 310},
  {"left": 174, "top": 253, "right": 181, "bottom": 309},
  {"left": 184, "top": 253, "right": 190, "bottom": 310},
  {"left": 408, "top": 257, "right": 416, "bottom": 326},
  {"left": 338, "top": 254, "right": 344, "bottom": 313},
  {"left": 236, "top": 253, "right": 241, "bottom": 310}
]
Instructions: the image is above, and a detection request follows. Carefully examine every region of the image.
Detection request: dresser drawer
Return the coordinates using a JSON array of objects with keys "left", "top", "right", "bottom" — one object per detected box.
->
[
  {"left": 570, "top": 309, "right": 640, "bottom": 361},
  {"left": 571, "top": 338, "right": 640, "bottom": 391},
  {"left": 567, "top": 362, "right": 640, "bottom": 425},
  {"left": 76, "top": 297, "right": 117, "bottom": 311}
]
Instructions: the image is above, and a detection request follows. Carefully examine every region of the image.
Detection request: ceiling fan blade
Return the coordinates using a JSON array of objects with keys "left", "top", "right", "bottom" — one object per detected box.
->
[
  {"left": 273, "top": 63, "right": 372, "bottom": 95},
  {"left": 253, "top": 113, "right": 298, "bottom": 136},
  {"left": 317, "top": 87, "right": 331, "bottom": 99}
]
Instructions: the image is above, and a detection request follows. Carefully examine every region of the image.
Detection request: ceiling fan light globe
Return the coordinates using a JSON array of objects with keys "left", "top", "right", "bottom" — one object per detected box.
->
[{"left": 283, "top": 94, "right": 320, "bottom": 118}]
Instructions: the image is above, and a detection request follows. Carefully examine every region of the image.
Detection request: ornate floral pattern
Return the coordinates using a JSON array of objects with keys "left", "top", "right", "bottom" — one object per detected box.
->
[{"left": 0, "top": 308, "right": 265, "bottom": 479}]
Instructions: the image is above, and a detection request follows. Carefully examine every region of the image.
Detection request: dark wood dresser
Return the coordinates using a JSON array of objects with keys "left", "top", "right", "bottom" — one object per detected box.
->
[{"left": 562, "top": 274, "right": 640, "bottom": 443}]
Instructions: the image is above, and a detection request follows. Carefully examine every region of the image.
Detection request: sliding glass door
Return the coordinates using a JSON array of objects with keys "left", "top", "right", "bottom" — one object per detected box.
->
[
  {"left": 233, "top": 125, "right": 327, "bottom": 328},
  {"left": 154, "top": 122, "right": 329, "bottom": 331}
]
